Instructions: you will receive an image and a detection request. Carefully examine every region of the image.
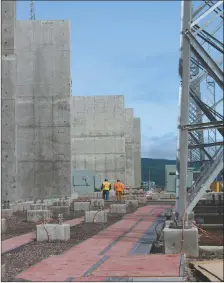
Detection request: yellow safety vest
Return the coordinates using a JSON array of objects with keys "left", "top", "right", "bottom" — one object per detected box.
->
[{"left": 103, "top": 181, "right": 110, "bottom": 191}]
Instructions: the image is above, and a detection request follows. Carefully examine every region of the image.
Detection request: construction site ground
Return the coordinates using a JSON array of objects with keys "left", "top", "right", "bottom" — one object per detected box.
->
[{"left": 1, "top": 203, "right": 184, "bottom": 282}]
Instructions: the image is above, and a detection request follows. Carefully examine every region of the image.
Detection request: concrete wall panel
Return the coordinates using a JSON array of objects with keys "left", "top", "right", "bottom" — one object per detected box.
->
[
  {"left": 1, "top": 1, "right": 16, "bottom": 201},
  {"left": 134, "top": 118, "right": 141, "bottom": 188},
  {"left": 1, "top": 1, "right": 16, "bottom": 55},
  {"left": 125, "top": 109, "right": 135, "bottom": 187},
  {"left": 15, "top": 20, "right": 71, "bottom": 199},
  {"left": 1, "top": 57, "right": 16, "bottom": 98}
]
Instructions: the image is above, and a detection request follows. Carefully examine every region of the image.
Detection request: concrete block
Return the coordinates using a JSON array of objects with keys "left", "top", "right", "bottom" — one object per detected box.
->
[
  {"left": 152, "top": 193, "right": 160, "bottom": 200},
  {"left": 71, "top": 192, "right": 79, "bottom": 200},
  {"left": 1, "top": 209, "right": 13, "bottom": 218},
  {"left": 36, "top": 224, "right": 70, "bottom": 241},
  {"left": 110, "top": 204, "right": 127, "bottom": 214},
  {"left": 23, "top": 201, "right": 34, "bottom": 211},
  {"left": 90, "top": 199, "right": 104, "bottom": 209},
  {"left": 53, "top": 200, "right": 70, "bottom": 206},
  {"left": 74, "top": 202, "right": 90, "bottom": 211},
  {"left": 43, "top": 199, "right": 54, "bottom": 205},
  {"left": 164, "top": 226, "right": 199, "bottom": 257},
  {"left": 50, "top": 206, "right": 70, "bottom": 218},
  {"left": 125, "top": 200, "right": 138, "bottom": 209},
  {"left": 9, "top": 202, "right": 23, "bottom": 212},
  {"left": 27, "top": 210, "right": 51, "bottom": 223},
  {"left": 1, "top": 218, "right": 7, "bottom": 233},
  {"left": 137, "top": 197, "right": 147, "bottom": 204},
  {"left": 1, "top": 264, "right": 6, "bottom": 278},
  {"left": 85, "top": 210, "right": 107, "bottom": 223},
  {"left": 30, "top": 204, "right": 50, "bottom": 210}
]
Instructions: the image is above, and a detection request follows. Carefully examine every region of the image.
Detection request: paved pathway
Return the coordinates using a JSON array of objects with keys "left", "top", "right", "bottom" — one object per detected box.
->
[{"left": 15, "top": 205, "right": 182, "bottom": 281}]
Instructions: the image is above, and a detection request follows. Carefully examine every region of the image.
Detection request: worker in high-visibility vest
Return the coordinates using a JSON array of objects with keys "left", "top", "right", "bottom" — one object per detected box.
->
[
  {"left": 101, "top": 178, "right": 111, "bottom": 200},
  {"left": 114, "top": 180, "right": 124, "bottom": 201}
]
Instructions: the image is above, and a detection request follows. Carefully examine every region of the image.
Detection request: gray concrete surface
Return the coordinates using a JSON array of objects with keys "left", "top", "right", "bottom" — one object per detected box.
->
[
  {"left": 27, "top": 209, "right": 51, "bottom": 223},
  {"left": 36, "top": 223, "right": 70, "bottom": 241},
  {"left": 1, "top": 1, "right": 17, "bottom": 202},
  {"left": 30, "top": 204, "right": 50, "bottom": 210},
  {"left": 1, "top": 264, "right": 6, "bottom": 278},
  {"left": 125, "top": 200, "right": 138, "bottom": 209},
  {"left": 125, "top": 109, "right": 135, "bottom": 187},
  {"left": 90, "top": 199, "right": 104, "bottom": 209},
  {"left": 71, "top": 96, "right": 126, "bottom": 185},
  {"left": 74, "top": 201, "right": 90, "bottom": 211},
  {"left": 110, "top": 204, "right": 127, "bottom": 214},
  {"left": 85, "top": 210, "right": 108, "bottom": 223},
  {"left": 133, "top": 118, "right": 141, "bottom": 188},
  {"left": 1, "top": 218, "right": 7, "bottom": 233},
  {"left": 50, "top": 206, "right": 70, "bottom": 217},
  {"left": 15, "top": 20, "right": 71, "bottom": 199},
  {"left": 137, "top": 197, "right": 147, "bottom": 204},
  {"left": 163, "top": 226, "right": 199, "bottom": 257}
]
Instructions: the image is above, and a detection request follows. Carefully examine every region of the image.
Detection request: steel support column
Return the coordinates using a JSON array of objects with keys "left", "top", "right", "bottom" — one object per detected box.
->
[{"left": 175, "top": 0, "right": 192, "bottom": 220}]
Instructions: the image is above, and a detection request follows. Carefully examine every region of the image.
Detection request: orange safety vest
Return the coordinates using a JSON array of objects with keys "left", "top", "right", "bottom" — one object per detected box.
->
[
  {"left": 102, "top": 181, "right": 110, "bottom": 191},
  {"left": 114, "top": 182, "right": 124, "bottom": 192}
]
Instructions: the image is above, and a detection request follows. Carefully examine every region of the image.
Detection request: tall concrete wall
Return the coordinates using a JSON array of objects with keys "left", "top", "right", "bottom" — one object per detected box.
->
[
  {"left": 1, "top": 1, "right": 17, "bottom": 201},
  {"left": 125, "top": 109, "right": 135, "bottom": 187},
  {"left": 15, "top": 20, "right": 71, "bottom": 199},
  {"left": 134, "top": 118, "right": 142, "bottom": 188},
  {"left": 71, "top": 96, "right": 126, "bottom": 185}
]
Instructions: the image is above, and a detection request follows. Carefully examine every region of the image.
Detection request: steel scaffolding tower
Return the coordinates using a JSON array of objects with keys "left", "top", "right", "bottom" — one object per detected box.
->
[{"left": 176, "top": 0, "right": 224, "bottom": 220}]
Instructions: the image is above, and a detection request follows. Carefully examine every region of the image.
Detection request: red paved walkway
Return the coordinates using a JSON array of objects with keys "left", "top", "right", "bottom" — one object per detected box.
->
[{"left": 15, "top": 205, "right": 182, "bottom": 282}]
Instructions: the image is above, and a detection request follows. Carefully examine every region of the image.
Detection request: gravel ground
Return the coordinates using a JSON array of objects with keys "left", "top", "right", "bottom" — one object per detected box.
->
[{"left": 1, "top": 214, "right": 124, "bottom": 281}]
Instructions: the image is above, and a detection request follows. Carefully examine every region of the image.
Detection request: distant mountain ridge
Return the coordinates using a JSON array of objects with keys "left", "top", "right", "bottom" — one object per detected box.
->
[{"left": 141, "top": 158, "right": 176, "bottom": 187}]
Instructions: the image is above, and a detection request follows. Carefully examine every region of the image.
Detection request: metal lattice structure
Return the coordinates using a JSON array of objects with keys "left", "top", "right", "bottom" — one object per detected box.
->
[
  {"left": 176, "top": 0, "right": 224, "bottom": 219},
  {"left": 29, "top": 0, "right": 36, "bottom": 20}
]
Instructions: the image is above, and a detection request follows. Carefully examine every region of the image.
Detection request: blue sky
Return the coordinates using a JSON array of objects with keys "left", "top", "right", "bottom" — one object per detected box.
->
[{"left": 17, "top": 1, "right": 181, "bottom": 160}]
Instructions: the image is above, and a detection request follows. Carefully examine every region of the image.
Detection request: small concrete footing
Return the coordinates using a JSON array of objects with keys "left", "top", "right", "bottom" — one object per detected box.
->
[
  {"left": 1, "top": 264, "right": 6, "bottom": 278},
  {"left": 90, "top": 199, "right": 104, "bottom": 209},
  {"left": 74, "top": 202, "right": 90, "bottom": 211},
  {"left": 1, "top": 218, "right": 7, "bottom": 233},
  {"left": 1, "top": 209, "right": 13, "bottom": 218},
  {"left": 50, "top": 206, "right": 70, "bottom": 218},
  {"left": 125, "top": 200, "right": 138, "bottom": 209},
  {"left": 85, "top": 210, "right": 107, "bottom": 223},
  {"left": 110, "top": 204, "right": 127, "bottom": 214},
  {"left": 36, "top": 224, "right": 70, "bottom": 241},
  {"left": 30, "top": 204, "right": 50, "bottom": 210},
  {"left": 27, "top": 210, "right": 51, "bottom": 223},
  {"left": 137, "top": 197, "right": 147, "bottom": 204},
  {"left": 53, "top": 200, "right": 71, "bottom": 206},
  {"left": 23, "top": 201, "right": 34, "bottom": 211},
  {"left": 163, "top": 223, "right": 199, "bottom": 257}
]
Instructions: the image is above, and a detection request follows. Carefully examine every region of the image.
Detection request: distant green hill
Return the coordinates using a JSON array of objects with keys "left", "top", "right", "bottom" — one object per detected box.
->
[{"left": 141, "top": 158, "right": 176, "bottom": 187}]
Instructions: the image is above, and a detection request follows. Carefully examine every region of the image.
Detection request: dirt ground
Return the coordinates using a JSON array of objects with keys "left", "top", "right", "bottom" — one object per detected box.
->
[
  {"left": 1, "top": 213, "right": 124, "bottom": 281},
  {"left": 199, "top": 228, "right": 223, "bottom": 246}
]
